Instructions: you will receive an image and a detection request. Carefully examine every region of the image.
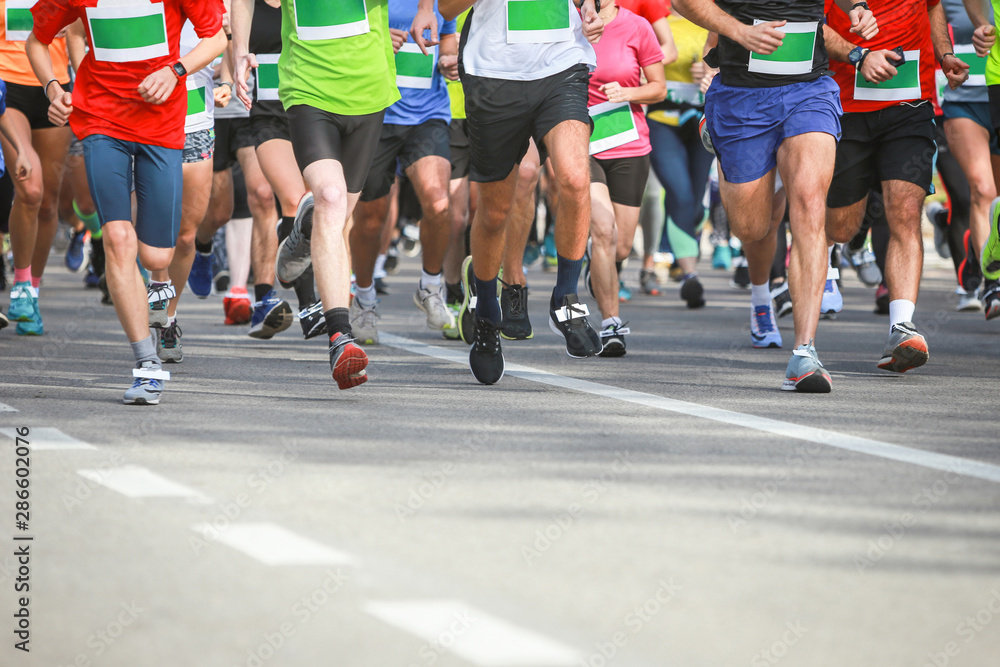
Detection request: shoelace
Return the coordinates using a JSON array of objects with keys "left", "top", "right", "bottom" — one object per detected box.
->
[
  {"left": 474, "top": 320, "right": 499, "bottom": 353},
  {"left": 753, "top": 306, "right": 775, "bottom": 333},
  {"left": 502, "top": 281, "right": 526, "bottom": 317},
  {"left": 162, "top": 323, "right": 182, "bottom": 345},
  {"left": 328, "top": 334, "right": 358, "bottom": 356}
]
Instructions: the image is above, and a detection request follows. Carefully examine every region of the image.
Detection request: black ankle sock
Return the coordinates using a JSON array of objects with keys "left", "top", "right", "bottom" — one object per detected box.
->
[
  {"left": 615, "top": 260, "right": 623, "bottom": 275},
  {"left": 194, "top": 237, "right": 213, "bottom": 254},
  {"left": 254, "top": 283, "right": 272, "bottom": 302},
  {"left": 293, "top": 276, "right": 317, "bottom": 310},
  {"left": 324, "top": 307, "right": 351, "bottom": 337},
  {"left": 446, "top": 281, "right": 463, "bottom": 305},
  {"left": 278, "top": 216, "right": 295, "bottom": 242}
]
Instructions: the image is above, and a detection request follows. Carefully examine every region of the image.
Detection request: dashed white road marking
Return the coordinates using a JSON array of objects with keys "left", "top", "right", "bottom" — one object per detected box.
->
[
  {"left": 0, "top": 402, "right": 18, "bottom": 412},
  {"left": 1, "top": 426, "right": 95, "bottom": 450},
  {"left": 77, "top": 465, "right": 213, "bottom": 502},
  {"left": 190, "top": 522, "right": 359, "bottom": 566}
]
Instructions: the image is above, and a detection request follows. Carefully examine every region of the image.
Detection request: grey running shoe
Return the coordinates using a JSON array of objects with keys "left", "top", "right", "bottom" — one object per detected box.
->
[
  {"left": 877, "top": 321, "right": 928, "bottom": 373},
  {"left": 414, "top": 283, "right": 455, "bottom": 330},
  {"left": 124, "top": 361, "right": 169, "bottom": 405},
  {"left": 847, "top": 245, "right": 882, "bottom": 287},
  {"left": 956, "top": 287, "right": 983, "bottom": 312},
  {"left": 350, "top": 297, "right": 380, "bottom": 345},
  {"left": 781, "top": 341, "right": 832, "bottom": 393},
  {"left": 156, "top": 321, "right": 183, "bottom": 363},
  {"left": 147, "top": 282, "right": 176, "bottom": 328},
  {"left": 275, "top": 192, "right": 313, "bottom": 284}
]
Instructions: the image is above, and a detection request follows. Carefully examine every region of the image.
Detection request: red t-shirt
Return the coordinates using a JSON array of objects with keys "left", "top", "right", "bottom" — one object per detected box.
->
[
  {"left": 32, "top": 0, "right": 223, "bottom": 150},
  {"left": 615, "top": 0, "right": 669, "bottom": 27},
  {"left": 827, "top": 0, "right": 940, "bottom": 114},
  {"left": 588, "top": 7, "right": 664, "bottom": 159}
]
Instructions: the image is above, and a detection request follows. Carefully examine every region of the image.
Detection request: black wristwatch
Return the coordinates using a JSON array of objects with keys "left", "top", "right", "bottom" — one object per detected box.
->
[
  {"left": 575, "top": 0, "right": 600, "bottom": 10},
  {"left": 851, "top": 2, "right": 870, "bottom": 10},
  {"left": 849, "top": 46, "right": 867, "bottom": 68},
  {"left": 171, "top": 61, "right": 187, "bottom": 79},
  {"left": 855, "top": 48, "right": 872, "bottom": 70}
]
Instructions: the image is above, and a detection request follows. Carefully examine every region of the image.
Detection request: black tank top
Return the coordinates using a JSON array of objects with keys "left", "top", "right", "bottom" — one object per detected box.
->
[{"left": 250, "top": 0, "right": 283, "bottom": 117}]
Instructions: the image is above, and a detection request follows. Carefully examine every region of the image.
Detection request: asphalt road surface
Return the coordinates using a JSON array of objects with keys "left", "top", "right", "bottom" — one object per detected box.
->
[{"left": 1, "top": 247, "right": 998, "bottom": 667}]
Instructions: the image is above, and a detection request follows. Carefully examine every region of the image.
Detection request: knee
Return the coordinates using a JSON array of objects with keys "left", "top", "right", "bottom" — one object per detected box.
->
[
  {"left": 425, "top": 193, "right": 450, "bottom": 222},
  {"left": 968, "top": 178, "right": 996, "bottom": 206},
  {"left": 825, "top": 213, "right": 859, "bottom": 244},
  {"left": 517, "top": 160, "right": 540, "bottom": 191},
  {"left": 16, "top": 178, "right": 43, "bottom": 210},
  {"left": 247, "top": 181, "right": 275, "bottom": 213},
  {"left": 313, "top": 185, "right": 347, "bottom": 219},
  {"left": 174, "top": 227, "right": 196, "bottom": 252},
  {"left": 555, "top": 168, "right": 590, "bottom": 200},
  {"left": 102, "top": 225, "right": 135, "bottom": 260}
]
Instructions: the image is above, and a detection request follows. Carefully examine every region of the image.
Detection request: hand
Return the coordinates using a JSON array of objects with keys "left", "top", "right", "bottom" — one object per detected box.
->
[
  {"left": 12, "top": 151, "right": 31, "bottom": 181},
  {"left": 736, "top": 20, "right": 785, "bottom": 55},
  {"left": 859, "top": 49, "right": 899, "bottom": 84},
  {"left": 214, "top": 82, "right": 232, "bottom": 108},
  {"left": 410, "top": 6, "right": 439, "bottom": 56},
  {"left": 941, "top": 53, "right": 970, "bottom": 89},
  {"left": 48, "top": 90, "right": 73, "bottom": 126},
  {"left": 438, "top": 54, "right": 459, "bottom": 81},
  {"left": 973, "top": 25, "right": 995, "bottom": 57},
  {"left": 234, "top": 51, "right": 258, "bottom": 110},
  {"left": 389, "top": 28, "right": 409, "bottom": 54},
  {"left": 581, "top": 0, "right": 604, "bottom": 44},
  {"left": 700, "top": 67, "right": 718, "bottom": 94},
  {"left": 690, "top": 60, "right": 706, "bottom": 82},
  {"left": 599, "top": 82, "right": 631, "bottom": 103},
  {"left": 138, "top": 67, "right": 178, "bottom": 105},
  {"left": 848, "top": 6, "right": 878, "bottom": 40}
]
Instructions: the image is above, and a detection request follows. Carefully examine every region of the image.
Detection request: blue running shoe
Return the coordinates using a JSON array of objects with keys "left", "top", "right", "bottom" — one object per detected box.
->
[
  {"left": 712, "top": 244, "right": 732, "bottom": 270},
  {"left": 782, "top": 341, "right": 832, "bottom": 393},
  {"left": 65, "top": 230, "right": 86, "bottom": 272},
  {"left": 15, "top": 293, "right": 42, "bottom": 336},
  {"left": 8, "top": 282, "right": 35, "bottom": 322},
  {"left": 618, "top": 279, "right": 633, "bottom": 302},
  {"left": 248, "top": 289, "right": 293, "bottom": 339},
  {"left": 187, "top": 252, "right": 213, "bottom": 299},
  {"left": 821, "top": 278, "right": 843, "bottom": 319},
  {"left": 84, "top": 264, "right": 101, "bottom": 288},
  {"left": 750, "top": 303, "right": 782, "bottom": 349}
]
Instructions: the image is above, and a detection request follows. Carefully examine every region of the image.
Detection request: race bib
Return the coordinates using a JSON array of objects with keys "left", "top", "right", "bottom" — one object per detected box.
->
[
  {"left": 86, "top": 4, "right": 169, "bottom": 63},
  {"left": 589, "top": 101, "right": 639, "bottom": 155},
  {"left": 665, "top": 81, "right": 704, "bottom": 106},
  {"left": 256, "top": 54, "right": 280, "bottom": 101},
  {"left": 396, "top": 43, "right": 436, "bottom": 90},
  {"left": 293, "top": 0, "right": 370, "bottom": 41},
  {"left": 955, "top": 44, "right": 986, "bottom": 87},
  {"left": 854, "top": 50, "right": 920, "bottom": 102},
  {"left": 5, "top": 0, "right": 34, "bottom": 42},
  {"left": 506, "top": 0, "right": 572, "bottom": 45},
  {"left": 747, "top": 21, "right": 817, "bottom": 76},
  {"left": 185, "top": 79, "right": 208, "bottom": 133}
]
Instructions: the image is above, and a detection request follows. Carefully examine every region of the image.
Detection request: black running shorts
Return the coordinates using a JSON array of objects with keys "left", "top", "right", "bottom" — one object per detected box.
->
[
  {"left": 360, "top": 119, "right": 451, "bottom": 202},
  {"left": 462, "top": 64, "right": 592, "bottom": 183},
  {"left": 450, "top": 119, "right": 471, "bottom": 181},
  {"left": 214, "top": 117, "right": 255, "bottom": 172},
  {"left": 286, "top": 105, "right": 385, "bottom": 194},
  {"left": 249, "top": 112, "right": 292, "bottom": 150},
  {"left": 6, "top": 81, "right": 69, "bottom": 130},
  {"left": 988, "top": 84, "right": 1000, "bottom": 148},
  {"left": 827, "top": 102, "right": 936, "bottom": 208},
  {"left": 590, "top": 155, "right": 650, "bottom": 208}
]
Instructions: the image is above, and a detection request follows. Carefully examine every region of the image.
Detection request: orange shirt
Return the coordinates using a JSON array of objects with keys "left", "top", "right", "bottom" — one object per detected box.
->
[{"left": 0, "top": 1, "right": 69, "bottom": 87}]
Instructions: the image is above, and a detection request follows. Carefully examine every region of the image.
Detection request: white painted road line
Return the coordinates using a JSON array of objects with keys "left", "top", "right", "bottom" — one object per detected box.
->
[
  {"left": 0, "top": 402, "right": 18, "bottom": 412},
  {"left": 365, "top": 599, "right": 583, "bottom": 666},
  {"left": 382, "top": 334, "right": 1000, "bottom": 485},
  {"left": 1, "top": 426, "right": 95, "bottom": 450},
  {"left": 78, "top": 466, "right": 213, "bottom": 502},
  {"left": 190, "top": 522, "right": 359, "bottom": 566}
]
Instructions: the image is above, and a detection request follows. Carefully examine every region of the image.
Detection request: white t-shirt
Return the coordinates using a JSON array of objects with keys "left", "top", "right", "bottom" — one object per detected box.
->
[
  {"left": 181, "top": 21, "right": 216, "bottom": 133},
  {"left": 462, "top": 0, "right": 596, "bottom": 81}
]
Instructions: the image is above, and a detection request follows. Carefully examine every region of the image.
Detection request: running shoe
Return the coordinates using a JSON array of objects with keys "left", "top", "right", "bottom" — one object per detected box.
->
[
  {"left": 469, "top": 315, "right": 504, "bottom": 384},
  {"left": 223, "top": 287, "right": 252, "bottom": 325},
  {"left": 874, "top": 283, "right": 889, "bottom": 315},
  {"left": 781, "top": 342, "right": 832, "bottom": 393},
  {"left": 711, "top": 244, "right": 732, "bottom": 270},
  {"left": 458, "top": 256, "right": 477, "bottom": 344},
  {"left": 877, "top": 321, "right": 929, "bottom": 373},
  {"left": 548, "top": 293, "right": 601, "bottom": 358},
  {"left": 329, "top": 333, "right": 368, "bottom": 390},
  {"left": 500, "top": 283, "right": 533, "bottom": 340},
  {"left": 124, "top": 361, "right": 169, "bottom": 405},
  {"left": 598, "top": 321, "right": 630, "bottom": 358},
  {"left": 983, "top": 280, "right": 1000, "bottom": 320},
  {"left": 187, "top": 251, "right": 213, "bottom": 299},
  {"left": 820, "top": 279, "right": 843, "bottom": 320},
  {"left": 157, "top": 321, "right": 183, "bottom": 363},
  {"left": 375, "top": 276, "right": 389, "bottom": 295},
  {"left": 248, "top": 289, "right": 293, "bottom": 339},
  {"left": 350, "top": 297, "right": 380, "bottom": 345},
  {"left": 384, "top": 244, "right": 400, "bottom": 274},
  {"left": 542, "top": 231, "right": 557, "bottom": 271},
  {"left": 680, "top": 275, "right": 705, "bottom": 308},
  {"left": 414, "top": 283, "right": 454, "bottom": 330},
  {"left": 618, "top": 280, "right": 633, "bottom": 302},
  {"left": 927, "top": 201, "right": 951, "bottom": 260},
  {"left": 147, "top": 282, "right": 175, "bottom": 329},
  {"left": 84, "top": 264, "right": 101, "bottom": 288},
  {"left": 955, "top": 286, "right": 983, "bottom": 312},
  {"left": 15, "top": 295, "right": 42, "bottom": 336},
  {"left": 443, "top": 303, "right": 462, "bottom": 340},
  {"left": 639, "top": 268, "right": 660, "bottom": 296},
  {"left": 275, "top": 192, "right": 314, "bottom": 284},
  {"left": 8, "top": 282, "right": 34, "bottom": 322},
  {"left": 0, "top": 310, "right": 8, "bottom": 330},
  {"left": 400, "top": 223, "right": 421, "bottom": 257},
  {"left": 299, "top": 301, "right": 326, "bottom": 339},
  {"left": 771, "top": 281, "right": 793, "bottom": 318},
  {"left": 730, "top": 257, "right": 750, "bottom": 289},
  {"left": 213, "top": 269, "right": 230, "bottom": 295},
  {"left": 65, "top": 229, "right": 86, "bottom": 272},
  {"left": 846, "top": 244, "right": 882, "bottom": 287},
  {"left": 960, "top": 232, "right": 982, "bottom": 295},
  {"left": 983, "top": 198, "right": 1000, "bottom": 280},
  {"left": 523, "top": 242, "right": 541, "bottom": 269},
  {"left": 750, "top": 303, "right": 782, "bottom": 349}
]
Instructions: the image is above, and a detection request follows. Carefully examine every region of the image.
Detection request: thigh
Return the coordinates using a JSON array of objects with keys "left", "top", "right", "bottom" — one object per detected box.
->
[
  {"left": 399, "top": 119, "right": 451, "bottom": 175},
  {"left": 180, "top": 159, "right": 215, "bottom": 227},
  {"left": 541, "top": 119, "right": 591, "bottom": 187},
  {"left": 532, "top": 65, "right": 592, "bottom": 147},
  {"left": 406, "top": 154, "right": 452, "bottom": 207},
  {"left": 604, "top": 156, "right": 650, "bottom": 208},
  {"left": 943, "top": 116, "right": 994, "bottom": 193},
  {"left": 462, "top": 73, "right": 534, "bottom": 183},
  {"left": 133, "top": 143, "right": 184, "bottom": 249},
  {"left": 882, "top": 179, "right": 926, "bottom": 229},
  {"left": 82, "top": 135, "right": 133, "bottom": 226},
  {"left": 360, "top": 125, "right": 407, "bottom": 202},
  {"left": 589, "top": 182, "right": 616, "bottom": 240},
  {"left": 254, "top": 138, "right": 305, "bottom": 216}
]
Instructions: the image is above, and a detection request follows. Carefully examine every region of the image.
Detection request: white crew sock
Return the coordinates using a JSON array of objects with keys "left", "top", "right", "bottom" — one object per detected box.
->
[
  {"left": 355, "top": 283, "right": 377, "bottom": 304},
  {"left": 750, "top": 282, "right": 771, "bottom": 307},
  {"left": 373, "top": 254, "right": 387, "bottom": 279},
  {"left": 889, "top": 299, "right": 915, "bottom": 328},
  {"left": 420, "top": 270, "right": 441, "bottom": 290},
  {"left": 602, "top": 316, "right": 622, "bottom": 329}
]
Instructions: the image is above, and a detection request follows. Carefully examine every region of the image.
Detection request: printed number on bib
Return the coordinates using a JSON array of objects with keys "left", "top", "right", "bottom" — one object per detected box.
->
[
  {"left": 854, "top": 50, "right": 920, "bottom": 102},
  {"left": 5, "top": 0, "right": 34, "bottom": 42},
  {"left": 665, "top": 81, "right": 704, "bottom": 107},
  {"left": 293, "top": 0, "right": 370, "bottom": 41},
  {"left": 256, "top": 54, "right": 280, "bottom": 101},
  {"left": 747, "top": 21, "right": 817, "bottom": 76},
  {"left": 396, "top": 43, "right": 436, "bottom": 90},
  {"left": 85, "top": 4, "right": 169, "bottom": 63},
  {"left": 955, "top": 44, "right": 986, "bottom": 87},
  {"left": 589, "top": 101, "right": 639, "bottom": 156},
  {"left": 185, "top": 80, "right": 209, "bottom": 134},
  {"left": 506, "top": 0, "right": 572, "bottom": 45}
]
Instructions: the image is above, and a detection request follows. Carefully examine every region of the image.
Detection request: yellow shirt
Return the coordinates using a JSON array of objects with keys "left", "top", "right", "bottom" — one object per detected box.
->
[{"left": 649, "top": 16, "right": 707, "bottom": 126}]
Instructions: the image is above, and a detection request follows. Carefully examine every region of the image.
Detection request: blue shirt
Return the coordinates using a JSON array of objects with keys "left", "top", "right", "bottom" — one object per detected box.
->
[{"left": 384, "top": 0, "right": 456, "bottom": 126}]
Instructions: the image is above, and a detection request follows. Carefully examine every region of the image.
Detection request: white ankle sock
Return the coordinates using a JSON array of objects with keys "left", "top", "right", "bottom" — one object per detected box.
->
[
  {"left": 373, "top": 254, "right": 387, "bottom": 279},
  {"left": 889, "top": 299, "right": 915, "bottom": 329},
  {"left": 420, "top": 270, "right": 441, "bottom": 290},
  {"left": 750, "top": 283, "right": 771, "bottom": 307},
  {"left": 356, "top": 283, "right": 377, "bottom": 304},
  {"left": 602, "top": 316, "right": 622, "bottom": 329}
]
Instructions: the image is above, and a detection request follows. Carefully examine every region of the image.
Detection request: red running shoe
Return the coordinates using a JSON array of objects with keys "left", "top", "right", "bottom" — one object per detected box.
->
[
  {"left": 329, "top": 332, "right": 368, "bottom": 390},
  {"left": 224, "top": 287, "right": 252, "bottom": 325}
]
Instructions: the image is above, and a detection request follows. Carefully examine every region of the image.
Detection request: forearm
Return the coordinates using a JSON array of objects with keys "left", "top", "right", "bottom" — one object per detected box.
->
[
  {"left": 218, "top": 49, "right": 234, "bottom": 84},
  {"left": 439, "top": 0, "right": 474, "bottom": 21},
  {"left": 179, "top": 31, "right": 228, "bottom": 76},
  {"left": 929, "top": 2, "right": 954, "bottom": 61},
  {"left": 823, "top": 24, "right": 856, "bottom": 62},
  {"left": 627, "top": 81, "right": 666, "bottom": 105},
  {"left": 651, "top": 18, "right": 678, "bottom": 63},
  {"left": 963, "top": 0, "right": 990, "bottom": 28},
  {"left": 0, "top": 115, "right": 23, "bottom": 154},
  {"left": 441, "top": 33, "right": 458, "bottom": 57},
  {"left": 25, "top": 35, "right": 59, "bottom": 91},
  {"left": 673, "top": 0, "right": 746, "bottom": 45},
  {"left": 231, "top": 0, "right": 254, "bottom": 57}
]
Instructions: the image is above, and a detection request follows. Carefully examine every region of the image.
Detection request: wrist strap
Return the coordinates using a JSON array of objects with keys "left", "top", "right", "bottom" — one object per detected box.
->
[
  {"left": 857, "top": 48, "right": 871, "bottom": 69},
  {"left": 941, "top": 52, "right": 956, "bottom": 63},
  {"left": 43, "top": 78, "right": 58, "bottom": 99},
  {"left": 851, "top": 2, "right": 869, "bottom": 10}
]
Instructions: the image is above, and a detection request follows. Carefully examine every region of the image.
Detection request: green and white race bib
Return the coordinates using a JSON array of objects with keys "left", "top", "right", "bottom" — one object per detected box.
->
[
  {"left": 665, "top": 81, "right": 704, "bottom": 107},
  {"left": 396, "top": 43, "right": 436, "bottom": 90},
  {"left": 5, "top": 0, "right": 34, "bottom": 42},
  {"left": 293, "top": 0, "right": 370, "bottom": 41},
  {"left": 256, "top": 54, "right": 280, "bottom": 101},
  {"left": 955, "top": 44, "right": 986, "bottom": 87},
  {"left": 85, "top": 4, "right": 168, "bottom": 63},
  {"left": 589, "top": 101, "right": 639, "bottom": 155},
  {"left": 185, "top": 80, "right": 208, "bottom": 133},
  {"left": 747, "top": 21, "right": 817, "bottom": 76},
  {"left": 506, "top": 0, "right": 572, "bottom": 45},
  {"left": 854, "top": 50, "right": 920, "bottom": 102}
]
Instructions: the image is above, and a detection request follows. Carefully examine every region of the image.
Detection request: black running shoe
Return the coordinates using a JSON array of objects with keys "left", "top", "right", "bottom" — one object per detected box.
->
[
  {"left": 983, "top": 280, "right": 1000, "bottom": 321},
  {"left": 98, "top": 273, "right": 113, "bottom": 305},
  {"left": 374, "top": 276, "right": 389, "bottom": 295},
  {"left": 548, "top": 293, "right": 601, "bottom": 358},
  {"left": 500, "top": 283, "right": 533, "bottom": 340},
  {"left": 730, "top": 258, "right": 751, "bottom": 289},
  {"left": 598, "top": 321, "right": 630, "bottom": 358},
  {"left": 469, "top": 315, "right": 504, "bottom": 384},
  {"left": 299, "top": 301, "right": 326, "bottom": 339},
  {"left": 680, "top": 275, "right": 706, "bottom": 308}
]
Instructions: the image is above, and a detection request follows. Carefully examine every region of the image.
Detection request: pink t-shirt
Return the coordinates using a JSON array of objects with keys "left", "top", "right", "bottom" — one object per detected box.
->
[{"left": 588, "top": 7, "right": 664, "bottom": 159}]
